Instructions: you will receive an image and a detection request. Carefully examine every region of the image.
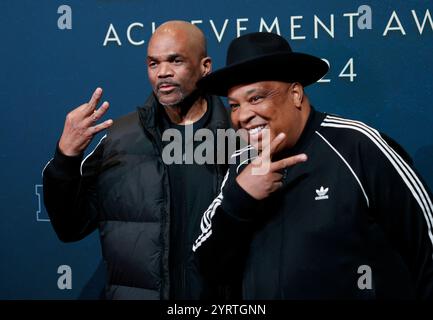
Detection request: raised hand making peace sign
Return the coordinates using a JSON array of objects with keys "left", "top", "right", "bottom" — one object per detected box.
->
[
  {"left": 236, "top": 131, "right": 308, "bottom": 200},
  {"left": 58, "top": 88, "right": 113, "bottom": 156}
]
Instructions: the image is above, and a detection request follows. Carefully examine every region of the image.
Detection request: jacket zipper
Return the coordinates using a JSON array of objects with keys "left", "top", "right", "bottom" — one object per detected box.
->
[{"left": 139, "top": 114, "right": 171, "bottom": 300}]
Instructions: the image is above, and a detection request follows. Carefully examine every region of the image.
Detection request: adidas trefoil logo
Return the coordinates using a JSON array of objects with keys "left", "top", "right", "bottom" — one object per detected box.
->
[{"left": 315, "top": 186, "right": 329, "bottom": 200}]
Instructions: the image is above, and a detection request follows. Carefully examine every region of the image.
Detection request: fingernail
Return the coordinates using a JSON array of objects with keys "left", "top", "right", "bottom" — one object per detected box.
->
[
  {"left": 299, "top": 153, "right": 308, "bottom": 161},
  {"left": 277, "top": 132, "right": 285, "bottom": 139}
]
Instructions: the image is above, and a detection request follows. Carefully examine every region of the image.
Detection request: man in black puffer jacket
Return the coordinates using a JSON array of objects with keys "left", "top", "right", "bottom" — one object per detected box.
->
[{"left": 42, "top": 21, "right": 233, "bottom": 300}]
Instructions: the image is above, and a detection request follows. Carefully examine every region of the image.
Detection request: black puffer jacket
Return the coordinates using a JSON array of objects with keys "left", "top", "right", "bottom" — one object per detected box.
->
[{"left": 43, "top": 94, "right": 230, "bottom": 299}]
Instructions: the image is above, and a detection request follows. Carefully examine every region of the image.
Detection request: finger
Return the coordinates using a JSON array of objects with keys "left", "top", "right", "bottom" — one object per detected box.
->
[
  {"left": 269, "top": 132, "right": 286, "bottom": 156},
  {"left": 270, "top": 172, "right": 283, "bottom": 182},
  {"left": 88, "top": 119, "right": 113, "bottom": 135},
  {"left": 261, "top": 132, "right": 286, "bottom": 161},
  {"left": 270, "top": 181, "right": 283, "bottom": 192},
  {"left": 73, "top": 102, "right": 90, "bottom": 114},
  {"left": 84, "top": 101, "right": 110, "bottom": 126},
  {"left": 86, "top": 87, "right": 103, "bottom": 114},
  {"left": 271, "top": 153, "right": 308, "bottom": 172},
  {"left": 257, "top": 127, "right": 271, "bottom": 153}
]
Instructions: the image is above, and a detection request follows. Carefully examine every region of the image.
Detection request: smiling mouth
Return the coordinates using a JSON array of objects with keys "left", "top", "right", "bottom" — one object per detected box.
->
[{"left": 247, "top": 125, "right": 267, "bottom": 136}]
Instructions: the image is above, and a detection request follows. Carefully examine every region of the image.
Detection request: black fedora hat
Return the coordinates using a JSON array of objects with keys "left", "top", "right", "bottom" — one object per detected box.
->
[{"left": 197, "top": 32, "right": 329, "bottom": 96}]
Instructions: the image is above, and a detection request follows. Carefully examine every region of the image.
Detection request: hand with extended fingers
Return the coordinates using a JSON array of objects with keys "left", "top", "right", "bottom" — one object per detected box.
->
[
  {"left": 58, "top": 88, "right": 113, "bottom": 156},
  {"left": 236, "top": 132, "right": 308, "bottom": 200}
]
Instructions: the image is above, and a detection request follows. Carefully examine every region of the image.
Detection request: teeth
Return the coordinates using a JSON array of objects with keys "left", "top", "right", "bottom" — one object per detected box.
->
[{"left": 248, "top": 125, "right": 266, "bottom": 135}]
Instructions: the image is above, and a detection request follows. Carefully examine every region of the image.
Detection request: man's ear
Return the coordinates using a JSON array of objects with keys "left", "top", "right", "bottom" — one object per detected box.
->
[
  {"left": 201, "top": 57, "right": 212, "bottom": 76},
  {"left": 290, "top": 82, "right": 304, "bottom": 108}
]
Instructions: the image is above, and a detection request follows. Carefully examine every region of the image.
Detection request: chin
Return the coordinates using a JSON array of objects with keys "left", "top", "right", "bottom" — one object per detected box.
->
[
  {"left": 160, "top": 98, "right": 183, "bottom": 107},
  {"left": 157, "top": 91, "right": 184, "bottom": 106}
]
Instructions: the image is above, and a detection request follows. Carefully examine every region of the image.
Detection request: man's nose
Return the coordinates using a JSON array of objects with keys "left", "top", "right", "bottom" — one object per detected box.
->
[
  {"left": 157, "top": 62, "right": 174, "bottom": 78},
  {"left": 237, "top": 105, "right": 255, "bottom": 127}
]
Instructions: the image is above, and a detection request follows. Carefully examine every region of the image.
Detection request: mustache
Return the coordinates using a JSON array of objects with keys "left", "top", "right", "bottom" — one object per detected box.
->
[{"left": 157, "top": 81, "right": 180, "bottom": 90}]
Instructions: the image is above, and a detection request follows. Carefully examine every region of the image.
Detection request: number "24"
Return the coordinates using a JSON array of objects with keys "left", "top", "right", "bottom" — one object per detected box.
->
[{"left": 319, "top": 58, "right": 357, "bottom": 83}]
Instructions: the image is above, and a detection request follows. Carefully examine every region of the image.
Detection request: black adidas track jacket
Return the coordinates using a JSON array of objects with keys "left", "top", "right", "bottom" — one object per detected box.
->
[{"left": 193, "top": 108, "right": 433, "bottom": 299}]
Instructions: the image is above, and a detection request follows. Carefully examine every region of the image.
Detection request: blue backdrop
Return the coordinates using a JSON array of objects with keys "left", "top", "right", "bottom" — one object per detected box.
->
[{"left": 1, "top": 0, "right": 432, "bottom": 299}]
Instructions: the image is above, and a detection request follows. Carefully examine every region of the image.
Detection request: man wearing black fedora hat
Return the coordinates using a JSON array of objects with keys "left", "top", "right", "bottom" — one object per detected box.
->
[{"left": 193, "top": 32, "right": 433, "bottom": 299}]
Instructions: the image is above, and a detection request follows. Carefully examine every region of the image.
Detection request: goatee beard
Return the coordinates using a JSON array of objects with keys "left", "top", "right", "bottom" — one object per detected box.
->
[{"left": 163, "top": 89, "right": 201, "bottom": 109}]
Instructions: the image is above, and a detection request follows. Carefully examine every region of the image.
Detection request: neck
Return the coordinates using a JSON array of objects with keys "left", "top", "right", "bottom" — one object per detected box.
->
[{"left": 163, "top": 92, "right": 208, "bottom": 125}]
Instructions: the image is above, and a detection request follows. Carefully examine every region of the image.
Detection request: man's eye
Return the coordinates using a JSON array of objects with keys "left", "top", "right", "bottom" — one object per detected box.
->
[
  {"left": 250, "top": 96, "right": 263, "bottom": 103},
  {"left": 148, "top": 61, "right": 157, "bottom": 68},
  {"left": 230, "top": 104, "right": 240, "bottom": 110},
  {"left": 173, "top": 59, "right": 183, "bottom": 64}
]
